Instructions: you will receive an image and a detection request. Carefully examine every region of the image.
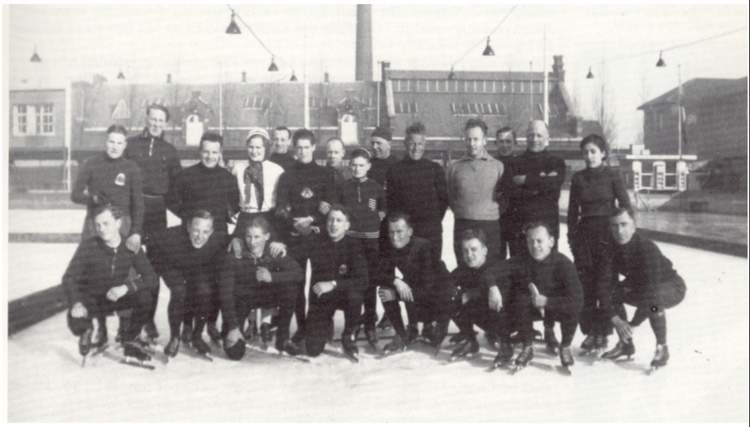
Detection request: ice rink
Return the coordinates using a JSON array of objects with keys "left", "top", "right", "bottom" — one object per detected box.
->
[{"left": 6, "top": 213, "right": 749, "bottom": 422}]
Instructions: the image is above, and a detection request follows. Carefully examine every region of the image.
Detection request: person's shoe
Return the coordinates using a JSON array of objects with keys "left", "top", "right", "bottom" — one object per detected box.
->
[
  {"left": 144, "top": 321, "right": 159, "bottom": 341},
  {"left": 383, "top": 334, "right": 407, "bottom": 355},
  {"left": 493, "top": 341, "right": 514, "bottom": 367},
  {"left": 123, "top": 341, "right": 152, "bottom": 362},
  {"left": 165, "top": 336, "right": 181, "bottom": 358},
  {"left": 341, "top": 333, "right": 359, "bottom": 358},
  {"left": 602, "top": 339, "right": 636, "bottom": 360},
  {"left": 190, "top": 332, "right": 211, "bottom": 355},
  {"left": 243, "top": 319, "right": 257, "bottom": 341},
  {"left": 364, "top": 325, "right": 378, "bottom": 348},
  {"left": 596, "top": 335, "right": 609, "bottom": 350},
  {"left": 377, "top": 316, "right": 392, "bottom": 331},
  {"left": 449, "top": 329, "right": 474, "bottom": 345},
  {"left": 278, "top": 339, "right": 302, "bottom": 357},
  {"left": 93, "top": 325, "right": 108, "bottom": 348},
  {"left": 560, "top": 346, "right": 575, "bottom": 367},
  {"left": 181, "top": 323, "right": 193, "bottom": 345},
  {"left": 450, "top": 336, "right": 479, "bottom": 360},
  {"left": 79, "top": 328, "right": 93, "bottom": 356},
  {"left": 580, "top": 334, "right": 597, "bottom": 352},
  {"left": 651, "top": 344, "right": 669, "bottom": 368},
  {"left": 260, "top": 323, "right": 272, "bottom": 347},
  {"left": 206, "top": 322, "right": 221, "bottom": 344},
  {"left": 485, "top": 330, "right": 499, "bottom": 350},
  {"left": 515, "top": 345, "right": 534, "bottom": 367},
  {"left": 429, "top": 320, "right": 450, "bottom": 350},
  {"left": 544, "top": 327, "right": 560, "bottom": 354}
]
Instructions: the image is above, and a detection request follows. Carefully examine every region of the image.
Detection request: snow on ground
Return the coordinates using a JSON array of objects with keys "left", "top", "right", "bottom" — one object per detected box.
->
[
  {"left": 6, "top": 213, "right": 749, "bottom": 422},
  {"left": 7, "top": 243, "right": 79, "bottom": 300}
]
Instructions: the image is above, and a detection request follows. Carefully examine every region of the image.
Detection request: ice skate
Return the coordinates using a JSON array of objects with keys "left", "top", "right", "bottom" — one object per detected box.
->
[
  {"left": 602, "top": 339, "right": 635, "bottom": 361},
  {"left": 381, "top": 334, "right": 407, "bottom": 357},
  {"left": 559, "top": 346, "right": 574, "bottom": 375},
  {"left": 259, "top": 323, "right": 272, "bottom": 350},
  {"left": 122, "top": 341, "right": 155, "bottom": 370},
  {"left": 206, "top": 322, "right": 221, "bottom": 344},
  {"left": 544, "top": 327, "right": 559, "bottom": 355},
  {"left": 189, "top": 332, "right": 213, "bottom": 362},
  {"left": 492, "top": 341, "right": 514, "bottom": 369},
  {"left": 277, "top": 340, "right": 310, "bottom": 363},
  {"left": 243, "top": 319, "right": 257, "bottom": 341},
  {"left": 513, "top": 345, "right": 534, "bottom": 372},
  {"left": 450, "top": 336, "right": 479, "bottom": 361},
  {"left": 449, "top": 329, "right": 474, "bottom": 346},
  {"left": 341, "top": 333, "right": 359, "bottom": 363},
  {"left": 364, "top": 325, "right": 379, "bottom": 351},
  {"left": 143, "top": 320, "right": 159, "bottom": 343},
  {"left": 181, "top": 323, "right": 193, "bottom": 345},
  {"left": 164, "top": 336, "right": 180, "bottom": 361},
  {"left": 405, "top": 324, "right": 419, "bottom": 345},
  {"left": 596, "top": 335, "right": 609, "bottom": 351},
  {"left": 648, "top": 344, "right": 669, "bottom": 373},
  {"left": 579, "top": 334, "right": 597, "bottom": 355},
  {"left": 79, "top": 327, "right": 93, "bottom": 367}
]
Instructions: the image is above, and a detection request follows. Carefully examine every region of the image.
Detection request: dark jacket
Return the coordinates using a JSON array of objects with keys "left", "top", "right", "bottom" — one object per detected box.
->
[
  {"left": 450, "top": 260, "right": 495, "bottom": 301},
  {"left": 268, "top": 152, "right": 297, "bottom": 171},
  {"left": 125, "top": 128, "right": 182, "bottom": 196},
  {"left": 369, "top": 155, "right": 399, "bottom": 188},
  {"left": 304, "top": 234, "right": 368, "bottom": 292},
  {"left": 504, "top": 149, "right": 565, "bottom": 222},
  {"left": 379, "top": 237, "right": 444, "bottom": 301},
  {"left": 495, "top": 153, "right": 516, "bottom": 218},
  {"left": 275, "top": 161, "right": 334, "bottom": 229},
  {"left": 62, "top": 236, "right": 157, "bottom": 306},
  {"left": 338, "top": 177, "right": 386, "bottom": 238},
  {"left": 386, "top": 157, "right": 448, "bottom": 224},
  {"left": 71, "top": 152, "right": 145, "bottom": 236},
  {"left": 148, "top": 225, "right": 228, "bottom": 285},
  {"left": 219, "top": 247, "right": 304, "bottom": 331},
  {"left": 168, "top": 162, "right": 240, "bottom": 227},
  {"left": 567, "top": 165, "right": 631, "bottom": 238}
]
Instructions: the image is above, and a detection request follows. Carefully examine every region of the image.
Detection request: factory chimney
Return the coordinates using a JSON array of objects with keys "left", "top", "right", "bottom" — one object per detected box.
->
[{"left": 355, "top": 5, "right": 373, "bottom": 81}]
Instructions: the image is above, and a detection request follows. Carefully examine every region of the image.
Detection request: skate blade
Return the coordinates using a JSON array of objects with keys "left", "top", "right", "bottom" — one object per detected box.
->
[
  {"left": 646, "top": 365, "right": 663, "bottom": 375},
  {"left": 81, "top": 356, "right": 87, "bottom": 368},
  {"left": 121, "top": 358, "right": 156, "bottom": 370},
  {"left": 342, "top": 351, "right": 359, "bottom": 363},
  {"left": 557, "top": 365, "right": 573, "bottom": 376}
]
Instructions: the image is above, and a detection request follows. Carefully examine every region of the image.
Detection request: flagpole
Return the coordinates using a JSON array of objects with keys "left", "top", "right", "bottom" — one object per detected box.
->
[{"left": 677, "top": 64, "right": 682, "bottom": 160}]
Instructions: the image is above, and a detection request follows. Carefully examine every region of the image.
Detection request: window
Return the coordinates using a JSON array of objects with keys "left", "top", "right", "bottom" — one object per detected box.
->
[
  {"left": 15, "top": 104, "right": 28, "bottom": 135},
  {"left": 13, "top": 104, "right": 55, "bottom": 136},
  {"left": 244, "top": 97, "right": 269, "bottom": 109},
  {"left": 309, "top": 98, "right": 330, "bottom": 109},
  {"left": 451, "top": 102, "right": 507, "bottom": 116},
  {"left": 395, "top": 102, "right": 418, "bottom": 114}
]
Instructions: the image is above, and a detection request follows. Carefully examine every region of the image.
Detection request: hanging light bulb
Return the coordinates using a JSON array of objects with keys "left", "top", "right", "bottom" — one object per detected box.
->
[
  {"left": 290, "top": 71, "right": 298, "bottom": 81},
  {"left": 586, "top": 67, "right": 594, "bottom": 79},
  {"left": 117, "top": 70, "right": 125, "bottom": 79},
  {"left": 268, "top": 56, "right": 278, "bottom": 72},
  {"left": 482, "top": 37, "right": 495, "bottom": 56},
  {"left": 448, "top": 66, "right": 456, "bottom": 80},
  {"left": 30, "top": 45, "right": 41, "bottom": 62},
  {"left": 656, "top": 51, "right": 666, "bottom": 67},
  {"left": 226, "top": 11, "right": 241, "bottom": 34}
]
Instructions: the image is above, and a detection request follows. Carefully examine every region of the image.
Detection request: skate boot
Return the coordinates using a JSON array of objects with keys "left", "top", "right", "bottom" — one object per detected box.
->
[
  {"left": 123, "top": 340, "right": 152, "bottom": 363},
  {"left": 383, "top": 334, "right": 407, "bottom": 355},
  {"left": 93, "top": 325, "right": 108, "bottom": 349},
  {"left": 243, "top": 319, "right": 257, "bottom": 341},
  {"left": 164, "top": 336, "right": 181, "bottom": 359},
  {"left": 544, "top": 327, "right": 560, "bottom": 355},
  {"left": 144, "top": 320, "right": 159, "bottom": 342},
  {"left": 493, "top": 341, "right": 514, "bottom": 368},
  {"left": 449, "top": 329, "right": 475, "bottom": 345},
  {"left": 450, "top": 335, "right": 479, "bottom": 361},
  {"left": 341, "top": 333, "right": 359, "bottom": 362},
  {"left": 190, "top": 330, "right": 212, "bottom": 356},
  {"left": 181, "top": 323, "right": 193, "bottom": 345},
  {"left": 514, "top": 344, "right": 534, "bottom": 368},
  {"left": 429, "top": 320, "right": 450, "bottom": 352},
  {"left": 377, "top": 316, "right": 392, "bottom": 331},
  {"left": 580, "top": 334, "right": 597, "bottom": 354},
  {"left": 364, "top": 325, "right": 379, "bottom": 348},
  {"left": 79, "top": 327, "right": 93, "bottom": 357},
  {"left": 206, "top": 322, "right": 222, "bottom": 344},
  {"left": 596, "top": 335, "right": 609, "bottom": 351},
  {"left": 259, "top": 323, "right": 272, "bottom": 348},
  {"left": 278, "top": 339, "right": 302, "bottom": 357},
  {"left": 650, "top": 344, "right": 669, "bottom": 369},
  {"left": 601, "top": 339, "right": 635, "bottom": 360},
  {"left": 560, "top": 346, "right": 574, "bottom": 368},
  {"left": 485, "top": 330, "right": 499, "bottom": 350}
]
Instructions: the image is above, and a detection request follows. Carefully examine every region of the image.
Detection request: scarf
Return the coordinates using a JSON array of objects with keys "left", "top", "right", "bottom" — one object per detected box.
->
[{"left": 244, "top": 161, "right": 264, "bottom": 209}]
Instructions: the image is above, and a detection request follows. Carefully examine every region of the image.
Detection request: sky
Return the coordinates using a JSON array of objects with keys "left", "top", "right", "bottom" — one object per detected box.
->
[{"left": 5, "top": 2, "right": 749, "bottom": 148}]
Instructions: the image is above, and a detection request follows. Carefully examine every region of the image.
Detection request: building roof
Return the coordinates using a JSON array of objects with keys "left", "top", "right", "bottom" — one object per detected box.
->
[
  {"left": 637, "top": 77, "right": 748, "bottom": 110},
  {"left": 388, "top": 69, "right": 552, "bottom": 82}
]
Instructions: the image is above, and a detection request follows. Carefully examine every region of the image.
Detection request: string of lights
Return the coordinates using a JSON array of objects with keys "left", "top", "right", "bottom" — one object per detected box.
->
[
  {"left": 448, "top": 5, "right": 518, "bottom": 79},
  {"left": 226, "top": 4, "right": 293, "bottom": 75}
]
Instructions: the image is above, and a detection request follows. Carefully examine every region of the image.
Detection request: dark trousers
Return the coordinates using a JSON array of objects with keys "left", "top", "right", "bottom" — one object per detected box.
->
[
  {"left": 67, "top": 289, "right": 153, "bottom": 342},
  {"left": 161, "top": 268, "right": 215, "bottom": 338},
  {"left": 221, "top": 283, "right": 297, "bottom": 345},
  {"left": 612, "top": 276, "right": 686, "bottom": 345},
  {"left": 517, "top": 293, "right": 578, "bottom": 347},
  {"left": 142, "top": 195, "right": 168, "bottom": 326},
  {"left": 382, "top": 285, "right": 453, "bottom": 339},
  {"left": 411, "top": 220, "right": 443, "bottom": 265},
  {"left": 305, "top": 286, "right": 364, "bottom": 357},
  {"left": 354, "top": 237, "right": 380, "bottom": 327},
  {"left": 453, "top": 294, "right": 511, "bottom": 338},
  {"left": 498, "top": 214, "right": 515, "bottom": 261},
  {"left": 453, "top": 219, "right": 502, "bottom": 267},
  {"left": 287, "top": 232, "right": 320, "bottom": 338}
]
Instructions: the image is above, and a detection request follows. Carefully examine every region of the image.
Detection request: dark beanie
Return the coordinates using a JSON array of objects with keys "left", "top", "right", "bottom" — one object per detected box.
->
[
  {"left": 371, "top": 127, "right": 392, "bottom": 141},
  {"left": 224, "top": 339, "right": 246, "bottom": 361}
]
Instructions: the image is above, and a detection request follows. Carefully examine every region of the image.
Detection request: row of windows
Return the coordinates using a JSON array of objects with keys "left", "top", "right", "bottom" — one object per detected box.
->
[
  {"left": 12, "top": 104, "right": 54, "bottom": 136},
  {"left": 244, "top": 97, "right": 377, "bottom": 111},
  {"left": 393, "top": 102, "right": 560, "bottom": 116},
  {"left": 393, "top": 79, "right": 544, "bottom": 94}
]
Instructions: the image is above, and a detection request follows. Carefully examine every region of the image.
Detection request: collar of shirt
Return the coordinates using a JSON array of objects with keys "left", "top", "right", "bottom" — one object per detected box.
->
[
  {"left": 140, "top": 128, "right": 164, "bottom": 141},
  {"left": 460, "top": 151, "right": 492, "bottom": 162}
]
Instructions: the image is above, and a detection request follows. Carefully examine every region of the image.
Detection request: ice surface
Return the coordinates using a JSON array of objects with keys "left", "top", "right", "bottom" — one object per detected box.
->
[
  {"left": 6, "top": 214, "right": 749, "bottom": 422},
  {"left": 7, "top": 243, "right": 78, "bottom": 300}
]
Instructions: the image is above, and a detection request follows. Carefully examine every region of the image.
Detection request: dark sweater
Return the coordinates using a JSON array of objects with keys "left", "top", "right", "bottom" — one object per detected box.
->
[
  {"left": 268, "top": 152, "right": 297, "bottom": 171},
  {"left": 489, "top": 251, "right": 583, "bottom": 314},
  {"left": 386, "top": 157, "right": 448, "bottom": 224},
  {"left": 148, "top": 225, "right": 227, "bottom": 280},
  {"left": 495, "top": 153, "right": 516, "bottom": 217},
  {"left": 379, "top": 237, "right": 436, "bottom": 300},
  {"left": 219, "top": 247, "right": 304, "bottom": 331},
  {"left": 71, "top": 152, "right": 145, "bottom": 236},
  {"left": 304, "top": 235, "right": 368, "bottom": 292},
  {"left": 276, "top": 161, "right": 333, "bottom": 228},
  {"left": 369, "top": 155, "right": 399, "bottom": 187},
  {"left": 451, "top": 261, "right": 495, "bottom": 301},
  {"left": 125, "top": 128, "right": 182, "bottom": 196},
  {"left": 604, "top": 232, "right": 680, "bottom": 318},
  {"left": 504, "top": 149, "right": 566, "bottom": 222},
  {"left": 62, "top": 236, "right": 157, "bottom": 306},
  {"left": 338, "top": 177, "right": 386, "bottom": 238},
  {"left": 567, "top": 166, "right": 631, "bottom": 237},
  {"left": 168, "top": 162, "right": 240, "bottom": 227}
]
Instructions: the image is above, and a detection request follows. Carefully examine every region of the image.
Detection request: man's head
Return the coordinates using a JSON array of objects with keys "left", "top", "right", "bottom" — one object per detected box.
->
[
  {"left": 495, "top": 126, "right": 516, "bottom": 157},
  {"left": 93, "top": 205, "right": 123, "bottom": 244},
  {"left": 461, "top": 229, "right": 488, "bottom": 269},
  {"left": 105, "top": 124, "right": 128, "bottom": 160},
  {"left": 199, "top": 133, "right": 223, "bottom": 168},
  {"left": 326, "top": 138, "right": 345, "bottom": 168},
  {"left": 404, "top": 122, "right": 427, "bottom": 161},
  {"left": 292, "top": 128, "right": 316, "bottom": 164},
  {"left": 244, "top": 216, "right": 272, "bottom": 256},
  {"left": 387, "top": 212, "right": 413, "bottom": 250},
  {"left": 146, "top": 105, "right": 169, "bottom": 137},
  {"left": 246, "top": 128, "right": 271, "bottom": 163},
  {"left": 610, "top": 207, "right": 637, "bottom": 245},
  {"left": 273, "top": 126, "right": 292, "bottom": 154},
  {"left": 188, "top": 210, "right": 215, "bottom": 249},
  {"left": 526, "top": 120, "right": 549, "bottom": 153},
  {"left": 580, "top": 134, "right": 608, "bottom": 169},
  {"left": 464, "top": 119, "right": 488, "bottom": 159},
  {"left": 326, "top": 205, "right": 351, "bottom": 242},
  {"left": 524, "top": 222, "right": 555, "bottom": 261},
  {"left": 370, "top": 127, "right": 392, "bottom": 159},
  {"left": 349, "top": 148, "right": 372, "bottom": 179}
]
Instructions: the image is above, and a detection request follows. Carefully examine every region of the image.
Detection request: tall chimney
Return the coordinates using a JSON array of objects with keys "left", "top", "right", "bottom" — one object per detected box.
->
[
  {"left": 355, "top": 5, "right": 373, "bottom": 82},
  {"left": 552, "top": 55, "right": 565, "bottom": 82}
]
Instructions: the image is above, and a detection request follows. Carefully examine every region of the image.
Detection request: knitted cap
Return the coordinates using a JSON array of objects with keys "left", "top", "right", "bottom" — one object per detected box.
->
[
  {"left": 224, "top": 338, "right": 246, "bottom": 361},
  {"left": 246, "top": 127, "right": 270, "bottom": 143},
  {"left": 371, "top": 127, "right": 392, "bottom": 141}
]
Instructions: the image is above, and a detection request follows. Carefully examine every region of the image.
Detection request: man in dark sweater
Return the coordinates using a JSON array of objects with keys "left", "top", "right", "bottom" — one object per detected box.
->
[
  {"left": 125, "top": 105, "right": 182, "bottom": 340},
  {"left": 268, "top": 126, "right": 296, "bottom": 171},
  {"left": 601, "top": 208, "right": 686, "bottom": 369},
  {"left": 148, "top": 210, "right": 228, "bottom": 358},
  {"left": 302, "top": 206, "right": 368, "bottom": 359},
  {"left": 63, "top": 205, "right": 157, "bottom": 364},
  {"left": 379, "top": 213, "right": 453, "bottom": 355},
  {"left": 494, "top": 126, "right": 518, "bottom": 260},
  {"left": 502, "top": 222, "right": 583, "bottom": 369},
  {"left": 504, "top": 120, "right": 566, "bottom": 255},
  {"left": 275, "top": 128, "right": 335, "bottom": 343},
  {"left": 386, "top": 122, "right": 448, "bottom": 264},
  {"left": 219, "top": 216, "right": 304, "bottom": 360}
]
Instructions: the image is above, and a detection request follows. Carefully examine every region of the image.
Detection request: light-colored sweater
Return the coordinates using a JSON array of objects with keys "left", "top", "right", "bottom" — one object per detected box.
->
[{"left": 447, "top": 152, "right": 505, "bottom": 221}]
